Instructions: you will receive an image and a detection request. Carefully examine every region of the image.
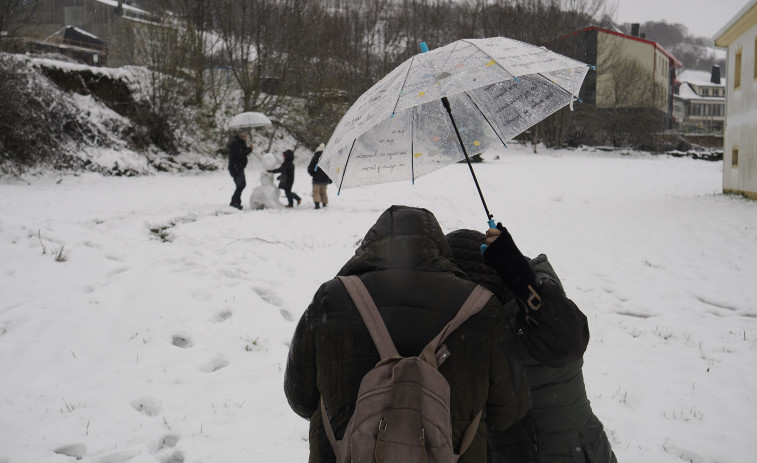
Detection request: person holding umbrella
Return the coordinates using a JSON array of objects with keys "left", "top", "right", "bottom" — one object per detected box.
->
[
  {"left": 227, "top": 130, "right": 253, "bottom": 210},
  {"left": 445, "top": 226, "right": 617, "bottom": 463}
]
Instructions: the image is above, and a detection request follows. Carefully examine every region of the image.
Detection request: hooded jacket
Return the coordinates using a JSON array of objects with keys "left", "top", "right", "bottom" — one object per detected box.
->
[
  {"left": 307, "top": 150, "right": 332, "bottom": 185},
  {"left": 284, "top": 206, "right": 530, "bottom": 463},
  {"left": 227, "top": 135, "right": 251, "bottom": 173},
  {"left": 270, "top": 149, "right": 295, "bottom": 189},
  {"left": 445, "top": 229, "right": 616, "bottom": 463}
]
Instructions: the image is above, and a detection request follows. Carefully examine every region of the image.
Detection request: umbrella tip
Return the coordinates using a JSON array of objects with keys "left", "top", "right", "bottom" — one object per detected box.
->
[
  {"left": 419, "top": 42, "right": 429, "bottom": 53},
  {"left": 590, "top": 65, "right": 597, "bottom": 71},
  {"left": 514, "top": 76, "right": 521, "bottom": 83}
]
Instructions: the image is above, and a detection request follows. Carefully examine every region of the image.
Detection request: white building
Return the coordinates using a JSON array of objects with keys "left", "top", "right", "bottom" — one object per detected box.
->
[
  {"left": 714, "top": 0, "right": 757, "bottom": 199},
  {"left": 673, "top": 67, "right": 726, "bottom": 134}
]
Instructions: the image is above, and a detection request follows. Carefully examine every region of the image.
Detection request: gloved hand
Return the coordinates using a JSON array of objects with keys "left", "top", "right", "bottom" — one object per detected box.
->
[{"left": 483, "top": 223, "right": 542, "bottom": 322}]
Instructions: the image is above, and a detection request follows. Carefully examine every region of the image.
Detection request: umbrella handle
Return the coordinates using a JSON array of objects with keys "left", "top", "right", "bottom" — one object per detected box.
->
[{"left": 480, "top": 219, "right": 498, "bottom": 255}]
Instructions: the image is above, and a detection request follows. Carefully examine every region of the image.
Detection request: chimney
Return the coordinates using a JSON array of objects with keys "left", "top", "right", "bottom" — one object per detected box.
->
[
  {"left": 711, "top": 65, "right": 721, "bottom": 84},
  {"left": 631, "top": 23, "right": 640, "bottom": 37}
]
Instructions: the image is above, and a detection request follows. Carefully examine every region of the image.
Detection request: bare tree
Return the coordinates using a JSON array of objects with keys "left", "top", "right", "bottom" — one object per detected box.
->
[
  {"left": 216, "top": 0, "right": 280, "bottom": 112},
  {"left": 0, "top": 0, "right": 35, "bottom": 51},
  {"left": 154, "top": 0, "right": 218, "bottom": 107},
  {"left": 132, "top": 21, "right": 194, "bottom": 153},
  {"left": 600, "top": 58, "right": 667, "bottom": 146}
]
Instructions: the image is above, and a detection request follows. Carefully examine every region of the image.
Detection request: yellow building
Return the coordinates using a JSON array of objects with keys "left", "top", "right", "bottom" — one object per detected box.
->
[
  {"left": 715, "top": 0, "right": 757, "bottom": 199},
  {"left": 549, "top": 26, "right": 682, "bottom": 128}
]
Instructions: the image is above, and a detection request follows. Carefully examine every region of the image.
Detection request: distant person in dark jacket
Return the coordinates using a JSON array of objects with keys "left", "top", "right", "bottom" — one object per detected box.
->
[
  {"left": 445, "top": 227, "right": 617, "bottom": 463},
  {"left": 267, "top": 149, "right": 301, "bottom": 208},
  {"left": 227, "top": 131, "right": 252, "bottom": 210},
  {"left": 285, "top": 205, "right": 531, "bottom": 463},
  {"left": 307, "top": 143, "right": 332, "bottom": 209}
]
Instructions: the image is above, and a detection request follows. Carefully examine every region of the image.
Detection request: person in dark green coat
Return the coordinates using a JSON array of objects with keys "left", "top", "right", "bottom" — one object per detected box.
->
[
  {"left": 284, "top": 206, "right": 531, "bottom": 463},
  {"left": 446, "top": 226, "right": 617, "bottom": 463}
]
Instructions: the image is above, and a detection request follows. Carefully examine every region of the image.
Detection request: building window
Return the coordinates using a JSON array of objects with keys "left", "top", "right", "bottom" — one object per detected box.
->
[
  {"left": 735, "top": 48, "right": 742, "bottom": 89},
  {"left": 732, "top": 147, "right": 739, "bottom": 167},
  {"left": 754, "top": 37, "right": 757, "bottom": 80},
  {"left": 702, "top": 88, "right": 709, "bottom": 96}
]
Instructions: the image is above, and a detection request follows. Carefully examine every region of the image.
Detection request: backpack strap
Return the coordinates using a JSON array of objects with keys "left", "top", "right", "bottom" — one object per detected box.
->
[
  {"left": 420, "top": 284, "right": 492, "bottom": 368},
  {"left": 320, "top": 397, "right": 337, "bottom": 447},
  {"left": 320, "top": 275, "right": 399, "bottom": 448},
  {"left": 425, "top": 285, "right": 491, "bottom": 458},
  {"left": 330, "top": 276, "right": 491, "bottom": 459},
  {"left": 336, "top": 275, "right": 400, "bottom": 360}
]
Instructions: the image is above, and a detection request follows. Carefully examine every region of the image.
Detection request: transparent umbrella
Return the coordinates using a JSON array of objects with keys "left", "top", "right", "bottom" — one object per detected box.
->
[
  {"left": 228, "top": 112, "right": 272, "bottom": 130},
  {"left": 317, "top": 37, "right": 592, "bottom": 224}
]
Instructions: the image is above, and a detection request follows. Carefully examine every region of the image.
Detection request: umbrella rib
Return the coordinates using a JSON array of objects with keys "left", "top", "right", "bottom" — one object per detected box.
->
[
  {"left": 337, "top": 139, "right": 357, "bottom": 195},
  {"left": 534, "top": 72, "right": 580, "bottom": 101},
  {"left": 390, "top": 56, "right": 417, "bottom": 117},
  {"left": 461, "top": 38, "right": 519, "bottom": 81},
  {"left": 438, "top": 40, "right": 461, "bottom": 72},
  {"left": 462, "top": 91, "right": 509, "bottom": 148},
  {"left": 411, "top": 106, "right": 415, "bottom": 184}
]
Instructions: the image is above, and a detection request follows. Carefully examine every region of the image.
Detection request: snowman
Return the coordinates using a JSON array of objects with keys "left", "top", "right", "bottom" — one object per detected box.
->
[{"left": 249, "top": 152, "right": 283, "bottom": 210}]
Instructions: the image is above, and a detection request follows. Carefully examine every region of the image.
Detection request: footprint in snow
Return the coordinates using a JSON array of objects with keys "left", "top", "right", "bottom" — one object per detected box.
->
[
  {"left": 191, "top": 289, "right": 214, "bottom": 301},
  {"left": 616, "top": 311, "right": 652, "bottom": 319},
  {"left": 106, "top": 266, "right": 129, "bottom": 277},
  {"left": 171, "top": 335, "right": 192, "bottom": 348},
  {"left": 253, "top": 285, "right": 283, "bottom": 306},
  {"left": 212, "top": 310, "right": 232, "bottom": 322},
  {"left": 53, "top": 443, "right": 86, "bottom": 460},
  {"left": 163, "top": 451, "right": 184, "bottom": 463},
  {"left": 156, "top": 434, "right": 180, "bottom": 451},
  {"left": 130, "top": 397, "right": 162, "bottom": 416},
  {"left": 199, "top": 355, "right": 229, "bottom": 373},
  {"left": 90, "top": 450, "right": 136, "bottom": 463}
]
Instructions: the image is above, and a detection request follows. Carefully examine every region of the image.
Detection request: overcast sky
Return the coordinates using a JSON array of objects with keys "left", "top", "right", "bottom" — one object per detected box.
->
[{"left": 611, "top": 0, "right": 750, "bottom": 38}]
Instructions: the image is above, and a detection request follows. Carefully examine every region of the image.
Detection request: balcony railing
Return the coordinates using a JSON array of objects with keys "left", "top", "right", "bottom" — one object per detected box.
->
[{"left": 19, "top": 32, "right": 109, "bottom": 56}]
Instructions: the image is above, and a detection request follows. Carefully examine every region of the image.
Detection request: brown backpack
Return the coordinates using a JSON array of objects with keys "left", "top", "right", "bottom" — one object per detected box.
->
[{"left": 320, "top": 275, "right": 493, "bottom": 463}]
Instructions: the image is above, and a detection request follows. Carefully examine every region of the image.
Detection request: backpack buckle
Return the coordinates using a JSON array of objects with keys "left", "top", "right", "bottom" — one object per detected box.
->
[
  {"left": 378, "top": 418, "right": 387, "bottom": 433},
  {"left": 526, "top": 284, "right": 542, "bottom": 312}
]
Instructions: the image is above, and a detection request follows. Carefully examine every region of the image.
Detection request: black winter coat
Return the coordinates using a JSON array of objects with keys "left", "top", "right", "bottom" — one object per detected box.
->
[
  {"left": 270, "top": 150, "right": 295, "bottom": 189},
  {"left": 285, "top": 206, "right": 531, "bottom": 463},
  {"left": 307, "top": 151, "right": 332, "bottom": 185},
  {"left": 227, "top": 135, "right": 251, "bottom": 173},
  {"left": 445, "top": 229, "right": 616, "bottom": 463}
]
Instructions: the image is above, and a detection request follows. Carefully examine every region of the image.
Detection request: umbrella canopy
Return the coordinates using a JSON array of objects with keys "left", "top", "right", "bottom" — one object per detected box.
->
[
  {"left": 228, "top": 112, "right": 272, "bottom": 130},
  {"left": 318, "top": 37, "right": 590, "bottom": 198}
]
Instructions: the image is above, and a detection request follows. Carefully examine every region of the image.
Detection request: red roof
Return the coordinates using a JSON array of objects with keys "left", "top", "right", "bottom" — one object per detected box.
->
[{"left": 549, "top": 25, "right": 683, "bottom": 68}]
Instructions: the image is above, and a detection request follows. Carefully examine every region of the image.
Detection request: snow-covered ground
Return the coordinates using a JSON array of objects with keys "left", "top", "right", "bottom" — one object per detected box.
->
[{"left": 1, "top": 144, "right": 755, "bottom": 463}]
